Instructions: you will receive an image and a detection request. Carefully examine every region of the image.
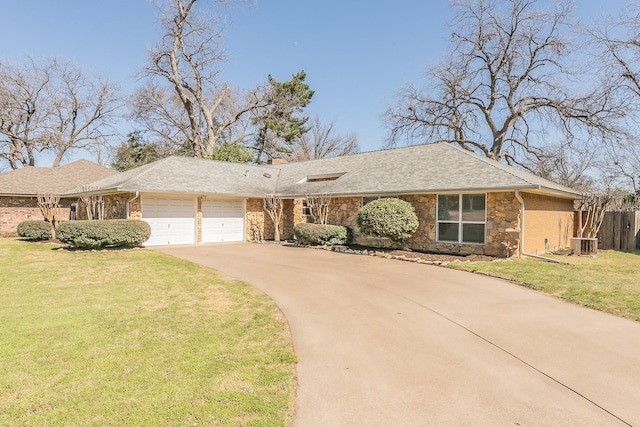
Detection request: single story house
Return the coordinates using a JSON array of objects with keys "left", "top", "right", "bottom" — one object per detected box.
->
[
  {"left": 65, "top": 143, "right": 581, "bottom": 257},
  {"left": 0, "top": 160, "right": 118, "bottom": 236}
]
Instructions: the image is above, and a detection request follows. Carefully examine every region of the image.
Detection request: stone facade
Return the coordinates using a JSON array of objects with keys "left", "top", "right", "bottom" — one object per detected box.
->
[
  {"left": 76, "top": 193, "right": 132, "bottom": 221},
  {"left": 321, "top": 193, "right": 522, "bottom": 258},
  {"left": 0, "top": 196, "right": 73, "bottom": 237},
  {"left": 246, "top": 197, "right": 308, "bottom": 241}
]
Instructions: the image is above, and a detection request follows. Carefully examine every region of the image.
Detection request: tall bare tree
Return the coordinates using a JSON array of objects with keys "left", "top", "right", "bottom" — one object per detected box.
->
[
  {"left": 135, "top": 0, "right": 253, "bottom": 158},
  {"left": 385, "top": 0, "right": 619, "bottom": 168},
  {"left": 0, "top": 57, "right": 120, "bottom": 169},
  {"left": 0, "top": 58, "right": 51, "bottom": 169},
  {"left": 589, "top": 5, "right": 640, "bottom": 192},
  {"left": 46, "top": 58, "right": 121, "bottom": 166},
  {"left": 288, "top": 116, "right": 359, "bottom": 161}
]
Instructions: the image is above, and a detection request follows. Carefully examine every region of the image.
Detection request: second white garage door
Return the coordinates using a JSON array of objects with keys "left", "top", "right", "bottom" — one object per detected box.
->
[
  {"left": 141, "top": 196, "right": 196, "bottom": 246},
  {"left": 201, "top": 199, "right": 245, "bottom": 243}
]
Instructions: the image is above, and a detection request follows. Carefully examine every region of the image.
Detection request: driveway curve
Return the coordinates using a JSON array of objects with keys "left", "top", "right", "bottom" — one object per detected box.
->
[{"left": 155, "top": 243, "right": 640, "bottom": 426}]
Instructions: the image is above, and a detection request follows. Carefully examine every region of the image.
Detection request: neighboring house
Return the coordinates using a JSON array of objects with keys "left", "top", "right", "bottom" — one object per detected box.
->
[
  {"left": 0, "top": 160, "right": 118, "bottom": 236},
  {"left": 65, "top": 143, "right": 581, "bottom": 257}
]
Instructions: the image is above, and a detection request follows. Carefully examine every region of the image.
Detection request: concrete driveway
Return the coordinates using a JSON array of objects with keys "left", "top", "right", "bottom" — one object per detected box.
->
[{"left": 154, "top": 243, "right": 640, "bottom": 426}]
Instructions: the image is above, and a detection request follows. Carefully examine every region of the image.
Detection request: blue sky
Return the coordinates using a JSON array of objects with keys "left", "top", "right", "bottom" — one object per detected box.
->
[{"left": 1, "top": 0, "right": 630, "bottom": 165}]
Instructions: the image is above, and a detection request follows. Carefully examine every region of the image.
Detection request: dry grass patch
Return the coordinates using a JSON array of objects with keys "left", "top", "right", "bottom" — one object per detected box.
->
[{"left": 0, "top": 239, "right": 296, "bottom": 426}]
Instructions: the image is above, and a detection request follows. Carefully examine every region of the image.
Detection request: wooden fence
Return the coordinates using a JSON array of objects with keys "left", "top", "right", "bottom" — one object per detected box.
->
[{"left": 597, "top": 211, "right": 640, "bottom": 252}]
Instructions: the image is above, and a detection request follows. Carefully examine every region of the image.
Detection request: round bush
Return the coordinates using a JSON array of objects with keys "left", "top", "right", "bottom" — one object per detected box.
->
[
  {"left": 294, "top": 223, "right": 348, "bottom": 246},
  {"left": 357, "top": 198, "right": 419, "bottom": 248},
  {"left": 17, "top": 220, "right": 53, "bottom": 241},
  {"left": 57, "top": 220, "right": 151, "bottom": 249}
]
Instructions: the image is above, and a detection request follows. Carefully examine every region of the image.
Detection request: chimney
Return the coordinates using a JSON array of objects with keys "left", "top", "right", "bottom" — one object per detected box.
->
[{"left": 267, "top": 158, "right": 288, "bottom": 165}]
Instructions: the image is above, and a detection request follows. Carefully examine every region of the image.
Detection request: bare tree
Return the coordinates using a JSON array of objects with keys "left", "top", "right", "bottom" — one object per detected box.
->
[
  {"left": 0, "top": 57, "right": 120, "bottom": 169},
  {"left": 305, "top": 193, "right": 332, "bottom": 225},
  {"left": 79, "top": 186, "right": 105, "bottom": 220},
  {"left": 46, "top": 58, "right": 121, "bottom": 167},
  {"left": 135, "top": 0, "right": 254, "bottom": 158},
  {"left": 288, "top": 116, "right": 359, "bottom": 161},
  {"left": 524, "top": 143, "right": 596, "bottom": 192},
  {"left": 263, "top": 194, "right": 283, "bottom": 242},
  {"left": 576, "top": 193, "right": 617, "bottom": 239},
  {"left": 385, "top": 0, "right": 619, "bottom": 168},
  {"left": 0, "top": 57, "right": 51, "bottom": 169},
  {"left": 37, "top": 193, "right": 61, "bottom": 238},
  {"left": 588, "top": 6, "right": 640, "bottom": 192}
]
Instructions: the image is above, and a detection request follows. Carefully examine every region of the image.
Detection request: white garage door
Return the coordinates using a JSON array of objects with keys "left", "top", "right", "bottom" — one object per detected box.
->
[
  {"left": 201, "top": 199, "right": 245, "bottom": 243},
  {"left": 141, "top": 196, "right": 196, "bottom": 246}
]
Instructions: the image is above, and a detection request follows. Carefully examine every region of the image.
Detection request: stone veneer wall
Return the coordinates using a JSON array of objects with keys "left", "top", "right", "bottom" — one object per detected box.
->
[
  {"left": 246, "top": 197, "right": 307, "bottom": 241},
  {"left": 0, "top": 196, "right": 73, "bottom": 237},
  {"left": 77, "top": 193, "right": 135, "bottom": 221},
  {"left": 324, "top": 193, "right": 521, "bottom": 258}
]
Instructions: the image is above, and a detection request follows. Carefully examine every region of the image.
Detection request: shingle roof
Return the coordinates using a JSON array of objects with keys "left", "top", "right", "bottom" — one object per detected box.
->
[
  {"left": 274, "top": 143, "right": 581, "bottom": 198},
  {"left": 64, "top": 143, "right": 582, "bottom": 199},
  {"left": 0, "top": 160, "right": 118, "bottom": 196},
  {"left": 65, "top": 156, "right": 281, "bottom": 198}
]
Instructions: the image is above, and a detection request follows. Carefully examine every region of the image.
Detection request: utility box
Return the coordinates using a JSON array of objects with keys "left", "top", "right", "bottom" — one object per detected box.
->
[{"left": 571, "top": 238, "right": 598, "bottom": 256}]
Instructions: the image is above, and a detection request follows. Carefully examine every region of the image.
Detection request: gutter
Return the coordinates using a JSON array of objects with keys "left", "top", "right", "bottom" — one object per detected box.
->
[
  {"left": 126, "top": 192, "right": 140, "bottom": 219},
  {"left": 514, "top": 190, "right": 560, "bottom": 264}
]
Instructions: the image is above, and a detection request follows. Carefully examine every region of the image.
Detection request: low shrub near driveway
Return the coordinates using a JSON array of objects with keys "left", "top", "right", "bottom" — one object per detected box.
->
[
  {"left": 16, "top": 220, "right": 53, "bottom": 241},
  {"left": 57, "top": 220, "right": 151, "bottom": 249},
  {"left": 294, "top": 223, "right": 349, "bottom": 245}
]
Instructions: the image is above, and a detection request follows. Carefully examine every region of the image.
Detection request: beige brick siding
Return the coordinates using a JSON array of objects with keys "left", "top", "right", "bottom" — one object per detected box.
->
[
  {"left": 0, "top": 196, "right": 73, "bottom": 237},
  {"left": 521, "top": 193, "right": 574, "bottom": 254}
]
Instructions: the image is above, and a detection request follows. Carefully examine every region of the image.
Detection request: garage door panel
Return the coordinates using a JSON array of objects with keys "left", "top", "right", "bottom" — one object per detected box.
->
[
  {"left": 142, "top": 196, "right": 196, "bottom": 246},
  {"left": 202, "top": 199, "right": 244, "bottom": 243}
]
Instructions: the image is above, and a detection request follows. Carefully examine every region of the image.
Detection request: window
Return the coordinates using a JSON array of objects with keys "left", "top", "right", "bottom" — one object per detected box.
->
[
  {"left": 302, "top": 200, "right": 311, "bottom": 216},
  {"left": 437, "top": 194, "right": 486, "bottom": 244}
]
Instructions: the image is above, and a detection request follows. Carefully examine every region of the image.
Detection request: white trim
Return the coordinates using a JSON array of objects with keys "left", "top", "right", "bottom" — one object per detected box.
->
[{"left": 436, "top": 193, "right": 487, "bottom": 244}]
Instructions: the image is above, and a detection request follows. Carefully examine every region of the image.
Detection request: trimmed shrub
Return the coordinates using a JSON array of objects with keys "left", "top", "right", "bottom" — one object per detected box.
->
[
  {"left": 57, "top": 220, "right": 151, "bottom": 249},
  {"left": 17, "top": 221, "right": 54, "bottom": 241},
  {"left": 357, "top": 198, "right": 419, "bottom": 249},
  {"left": 294, "top": 223, "right": 348, "bottom": 246}
]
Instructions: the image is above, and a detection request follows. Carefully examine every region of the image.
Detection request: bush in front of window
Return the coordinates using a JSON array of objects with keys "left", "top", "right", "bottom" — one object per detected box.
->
[
  {"left": 17, "top": 220, "right": 54, "bottom": 241},
  {"left": 357, "top": 198, "right": 419, "bottom": 250},
  {"left": 293, "top": 223, "right": 349, "bottom": 246},
  {"left": 57, "top": 220, "right": 151, "bottom": 249}
]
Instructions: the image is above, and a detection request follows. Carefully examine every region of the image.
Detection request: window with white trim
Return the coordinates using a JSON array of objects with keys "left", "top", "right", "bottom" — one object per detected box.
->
[
  {"left": 302, "top": 200, "right": 311, "bottom": 216},
  {"left": 437, "top": 194, "right": 486, "bottom": 244}
]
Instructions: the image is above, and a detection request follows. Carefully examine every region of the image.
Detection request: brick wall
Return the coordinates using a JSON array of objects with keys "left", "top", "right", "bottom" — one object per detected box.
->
[
  {"left": 521, "top": 193, "right": 574, "bottom": 254},
  {"left": 0, "top": 196, "right": 74, "bottom": 237}
]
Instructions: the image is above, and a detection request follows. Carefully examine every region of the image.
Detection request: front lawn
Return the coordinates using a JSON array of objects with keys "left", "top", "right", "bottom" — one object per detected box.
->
[
  {"left": 0, "top": 239, "right": 296, "bottom": 426},
  {"left": 449, "top": 250, "right": 640, "bottom": 321}
]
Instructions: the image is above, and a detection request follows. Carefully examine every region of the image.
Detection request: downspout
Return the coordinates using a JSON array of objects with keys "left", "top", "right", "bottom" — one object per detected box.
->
[
  {"left": 514, "top": 190, "right": 560, "bottom": 264},
  {"left": 126, "top": 192, "right": 139, "bottom": 219}
]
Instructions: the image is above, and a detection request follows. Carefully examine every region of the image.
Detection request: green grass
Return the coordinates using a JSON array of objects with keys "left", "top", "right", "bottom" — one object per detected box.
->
[
  {"left": 0, "top": 239, "right": 296, "bottom": 426},
  {"left": 449, "top": 250, "right": 640, "bottom": 321}
]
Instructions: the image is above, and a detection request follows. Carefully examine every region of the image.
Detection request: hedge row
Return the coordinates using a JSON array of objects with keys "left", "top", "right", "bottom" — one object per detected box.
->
[
  {"left": 16, "top": 221, "right": 54, "bottom": 241},
  {"left": 56, "top": 220, "right": 151, "bottom": 249},
  {"left": 17, "top": 220, "right": 151, "bottom": 248},
  {"left": 293, "top": 223, "right": 349, "bottom": 246}
]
